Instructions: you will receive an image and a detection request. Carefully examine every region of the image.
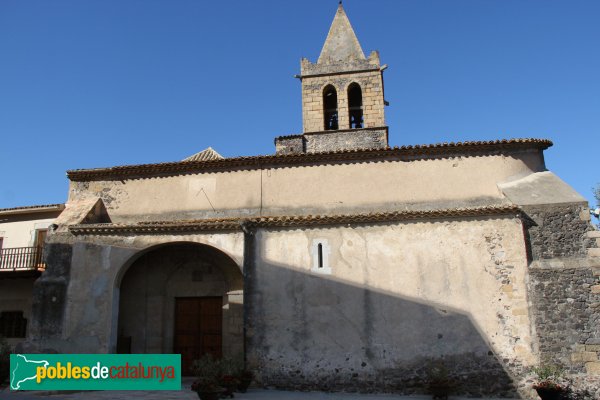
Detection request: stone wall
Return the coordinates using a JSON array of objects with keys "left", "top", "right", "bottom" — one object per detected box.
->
[
  {"left": 274, "top": 135, "right": 303, "bottom": 155},
  {"left": 528, "top": 264, "right": 600, "bottom": 370},
  {"left": 524, "top": 203, "right": 600, "bottom": 397},
  {"left": 274, "top": 127, "right": 388, "bottom": 155},
  {"left": 523, "top": 204, "right": 594, "bottom": 260},
  {"left": 304, "top": 127, "right": 387, "bottom": 153},
  {"left": 300, "top": 64, "right": 385, "bottom": 132}
]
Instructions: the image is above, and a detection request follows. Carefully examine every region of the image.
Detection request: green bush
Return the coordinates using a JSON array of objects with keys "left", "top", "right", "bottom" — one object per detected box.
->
[
  {"left": 531, "top": 363, "right": 565, "bottom": 381},
  {"left": 0, "top": 336, "right": 11, "bottom": 386}
]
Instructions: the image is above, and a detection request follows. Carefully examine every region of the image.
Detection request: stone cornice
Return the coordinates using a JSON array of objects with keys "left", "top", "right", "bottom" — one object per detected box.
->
[
  {"left": 68, "top": 205, "right": 521, "bottom": 235},
  {"left": 66, "top": 138, "right": 552, "bottom": 182}
]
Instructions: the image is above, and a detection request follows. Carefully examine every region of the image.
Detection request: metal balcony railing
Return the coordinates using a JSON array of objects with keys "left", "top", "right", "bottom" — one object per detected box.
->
[{"left": 0, "top": 246, "right": 45, "bottom": 271}]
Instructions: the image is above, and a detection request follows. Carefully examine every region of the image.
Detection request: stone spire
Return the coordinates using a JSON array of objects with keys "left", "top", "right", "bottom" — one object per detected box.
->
[{"left": 317, "top": 2, "right": 366, "bottom": 64}]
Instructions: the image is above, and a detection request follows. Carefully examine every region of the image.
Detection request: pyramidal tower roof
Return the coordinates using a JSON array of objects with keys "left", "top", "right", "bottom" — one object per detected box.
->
[
  {"left": 183, "top": 147, "right": 224, "bottom": 162},
  {"left": 317, "top": 2, "right": 366, "bottom": 64}
]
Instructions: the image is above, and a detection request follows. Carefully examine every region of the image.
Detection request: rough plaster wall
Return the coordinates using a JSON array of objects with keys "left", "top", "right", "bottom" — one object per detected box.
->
[
  {"left": 63, "top": 242, "right": 134, "bottom": 353},
  {"left": 247, "top": 217, "right": 531, "bottom": 395},
  {"left": 301, "top": 70, "right": 384, "bottom": 132},
  {"left": 32, "top": 233, "right": 243, "bottom": 354},
  {"left": 66, "top": 151, "right": 544, "bottom": 223},
  {"left": 0, "top": 278, "right": 35, "bottom": 348}
]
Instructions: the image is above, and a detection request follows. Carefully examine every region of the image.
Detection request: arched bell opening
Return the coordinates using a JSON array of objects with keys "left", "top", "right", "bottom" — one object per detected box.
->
[
  {"left": 348, "top": 82, "right": 363, "bottom": 129},
  {"left": 323, "top": 85, "right": 339, "bottom": 130}
]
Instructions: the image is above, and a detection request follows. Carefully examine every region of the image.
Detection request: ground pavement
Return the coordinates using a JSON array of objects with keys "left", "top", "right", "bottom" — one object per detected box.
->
[{"left": 0, "top": 378, "right": 518, "bottom": 400}]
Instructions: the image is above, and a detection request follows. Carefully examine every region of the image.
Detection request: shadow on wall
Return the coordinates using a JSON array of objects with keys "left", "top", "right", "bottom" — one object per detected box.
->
[{"left": 246, "top": 257, "right": 522, "bottom": 397}]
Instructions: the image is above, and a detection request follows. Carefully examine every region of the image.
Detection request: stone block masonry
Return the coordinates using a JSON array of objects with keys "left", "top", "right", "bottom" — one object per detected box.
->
[
  {"left": 523, "top": 204, "right": 594, "bottom": 259},
  {"left": 300, "top": 68, "right": 386, "bottom": 133},
  {"left": 528, "top": 266, "right": 600, "bottom": 372},
  {"left": 525, "top": 203, "right": 600, "bottom": 397}
]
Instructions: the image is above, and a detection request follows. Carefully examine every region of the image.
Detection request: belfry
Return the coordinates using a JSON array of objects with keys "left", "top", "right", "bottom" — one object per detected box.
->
[{"left": 275, "top": 2, "right": 388, "bottom": 154}]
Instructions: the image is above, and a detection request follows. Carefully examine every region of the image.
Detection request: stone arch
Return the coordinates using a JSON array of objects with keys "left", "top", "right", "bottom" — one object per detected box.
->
[{"left": 113, "top": 241, "right": 243, "bottom": 374}]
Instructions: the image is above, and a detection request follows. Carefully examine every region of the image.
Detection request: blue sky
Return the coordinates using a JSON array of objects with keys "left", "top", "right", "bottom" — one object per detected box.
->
[{"left": 0, "top": 0, "right": 599, "bottom": 210}]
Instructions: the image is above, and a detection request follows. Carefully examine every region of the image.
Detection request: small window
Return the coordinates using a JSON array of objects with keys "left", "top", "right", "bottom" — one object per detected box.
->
[
  {"left": 323, "top": 85, "right": 338, "bottom": 130},
  {"left": 348, "top": 83, "right": 363, "bottom": 129},
  {"left": 317, "top": 244, "right": 323, "bottom": 269},
  {"left": 0, "top": 311, "right": 27, "bottom": 338},
  {"left": 311, "top": 239, "right": 331, "bottom": 274}
]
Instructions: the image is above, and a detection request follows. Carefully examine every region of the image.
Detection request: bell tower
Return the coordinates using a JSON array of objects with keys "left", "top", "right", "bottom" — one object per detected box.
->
[{"left": 275, "top": 2, "right": 389, "bottom": 155}]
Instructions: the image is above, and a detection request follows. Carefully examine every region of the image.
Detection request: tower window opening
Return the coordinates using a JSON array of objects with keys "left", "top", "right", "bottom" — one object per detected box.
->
[
  {"left": 348, "top": 83, "right": 363, "bottom": 129},
  {"left": 323, "top": 85, "right": 338, "bottom": 130}
]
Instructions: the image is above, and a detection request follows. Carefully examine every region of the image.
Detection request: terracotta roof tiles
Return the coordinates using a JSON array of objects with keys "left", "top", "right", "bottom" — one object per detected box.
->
[
  {"left": 66, "top": 138, "right": 552, "bottom": 182},
  {"left": 69, "top": 204, "right": 521, "bottom": 235},
  {"left": 0, "top": 204, "right": 65, "bottom": 215}
]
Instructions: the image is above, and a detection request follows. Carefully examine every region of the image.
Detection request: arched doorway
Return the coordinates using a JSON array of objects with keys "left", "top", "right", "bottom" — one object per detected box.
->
[{"left": 116, "top": 242, "right": 243, "bottom": 375}]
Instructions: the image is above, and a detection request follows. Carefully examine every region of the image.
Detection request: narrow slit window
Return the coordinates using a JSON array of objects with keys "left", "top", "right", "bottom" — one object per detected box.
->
[
  {"left": 348, "top": 83, "right": 363, "bottom": 129},
  {"left": 323, "top": 85, "right": 338, "bottom": 130},
  {"left": 317, "top": 243, "right": 323, "bottom": 268},
  {"left": 312, "top": 239, "right": 331, "bottom": 274}
]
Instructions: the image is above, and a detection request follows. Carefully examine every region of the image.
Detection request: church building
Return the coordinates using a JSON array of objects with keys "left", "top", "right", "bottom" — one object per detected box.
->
[{"left": 20, "top": 4, "right": 600, "bottom": 397}]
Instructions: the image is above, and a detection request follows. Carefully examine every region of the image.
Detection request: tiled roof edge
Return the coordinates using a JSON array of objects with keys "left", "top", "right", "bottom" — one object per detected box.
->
[
  {"left": 0, "top": 203, "right": 65, "bottom": 215},
  {"left": 66, "top": 138, "right": 552, "bottom": 182},
  {"left": 68, "top": 205, "right": 521, "bottom": 235}
]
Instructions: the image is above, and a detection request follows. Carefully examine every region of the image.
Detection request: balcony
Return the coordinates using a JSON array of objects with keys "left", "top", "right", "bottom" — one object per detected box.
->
[{"left": 0, "top": 246, "right": 45, "bottom": 273}]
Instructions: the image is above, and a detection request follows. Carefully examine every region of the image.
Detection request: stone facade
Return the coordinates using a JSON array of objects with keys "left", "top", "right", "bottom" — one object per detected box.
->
[
  {"left": 529, "top": 265, "right": 600, "bottom": 370},
  {"left": 14, "top": 4, "right": 600, "bottom": 399},
  {"left": 523, "top": 204, "right": 594, "bottom": 260},
  {"left": 523, "top": 203, "right": 600, "bottom": 397}
]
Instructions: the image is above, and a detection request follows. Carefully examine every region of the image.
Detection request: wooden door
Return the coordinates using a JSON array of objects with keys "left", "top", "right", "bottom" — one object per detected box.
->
[
  {"left": 36, "top": 229, "right": 47, "bottom": 248},
  {"left": 174, "top": 297, "right": 223, "bottom": 375}
]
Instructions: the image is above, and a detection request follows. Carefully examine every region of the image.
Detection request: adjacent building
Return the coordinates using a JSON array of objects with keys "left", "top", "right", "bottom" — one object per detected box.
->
[{"left": 0, "top": 204, "right": 64, "bottom": 347}]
